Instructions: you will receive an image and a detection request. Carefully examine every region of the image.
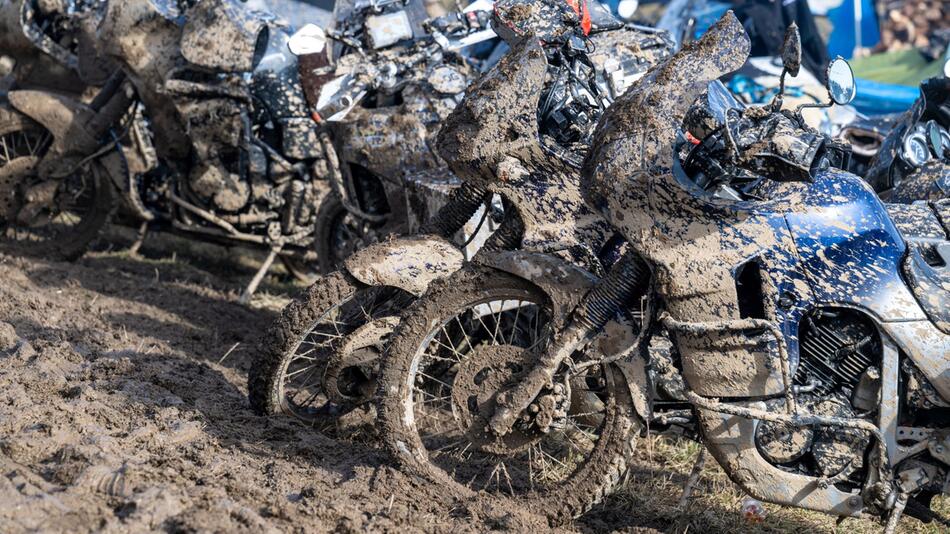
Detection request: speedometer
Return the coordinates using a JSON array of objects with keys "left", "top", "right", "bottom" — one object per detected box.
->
[{"left": 903, "top": 131, "right": 931, "bottom": 167}]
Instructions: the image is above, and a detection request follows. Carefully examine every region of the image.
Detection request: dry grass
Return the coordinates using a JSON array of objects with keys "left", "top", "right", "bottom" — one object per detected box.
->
[{"left": 593, "top": 434, "right": 949, "bottom": 533}]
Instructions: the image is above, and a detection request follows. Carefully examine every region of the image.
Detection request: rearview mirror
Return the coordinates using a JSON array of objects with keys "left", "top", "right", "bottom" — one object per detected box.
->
[
  {"left": 288, "top": 24, "right": 328, "bottom": 56},
  {"left": 781, "top": 23, "right": 801, "bottom": 77},
  {"left": 826, "top": 57, "right": 856, "bottom": 105}
]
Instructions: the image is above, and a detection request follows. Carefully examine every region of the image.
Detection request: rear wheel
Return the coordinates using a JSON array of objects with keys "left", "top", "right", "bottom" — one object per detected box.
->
[
  {"left": 0, "top": 111, "right": 114, "bottom": 260},
  {"left": 314, "top": 194, "right": 389, "bottom": 275},
  {"left": 379, "top": 265, "right": 638, "bottom": 524},
  {"left": 249, "top": 271, "right": 415, "bottom": 427}
]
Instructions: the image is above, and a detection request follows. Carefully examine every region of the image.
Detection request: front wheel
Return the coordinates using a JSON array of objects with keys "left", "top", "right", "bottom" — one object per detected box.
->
[
  {"left": 0, "top": 111, "right": 114, "bottom": 260},
  {"left": 378, "top": 265, "right": 639, "bottom": 524}
]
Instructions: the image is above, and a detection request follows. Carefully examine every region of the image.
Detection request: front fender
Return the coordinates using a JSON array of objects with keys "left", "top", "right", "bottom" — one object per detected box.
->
[
  {"left": 7, "top": 90, "right": 131, "bottom": 195},
  {"left": 472, "top": 250, "right": 598, "bottom": 324},
  {"left": 6, "top": 90, "right": 95, "bottom": 142},
  {"left": 0, "top": 102, "right": 30, "bottom": 124},
  {"left": 343, "top": 235, "right": 464, "bottom": 296}
]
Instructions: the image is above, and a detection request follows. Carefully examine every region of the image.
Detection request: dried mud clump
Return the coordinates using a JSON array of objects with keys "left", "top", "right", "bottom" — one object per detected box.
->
[{"left": 0, "top": 321, "right": 17, "bottom": 352}]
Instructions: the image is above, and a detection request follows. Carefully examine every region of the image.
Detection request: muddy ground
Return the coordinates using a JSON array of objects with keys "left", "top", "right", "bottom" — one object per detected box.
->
[{"left": 0, "top": 229, "right": 942, "bottom": 533}]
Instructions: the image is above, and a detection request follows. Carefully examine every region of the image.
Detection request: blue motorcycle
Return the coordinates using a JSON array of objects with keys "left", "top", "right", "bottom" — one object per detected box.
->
[{"left": 378, "top": 12, "right": 950, "bottom": 530}]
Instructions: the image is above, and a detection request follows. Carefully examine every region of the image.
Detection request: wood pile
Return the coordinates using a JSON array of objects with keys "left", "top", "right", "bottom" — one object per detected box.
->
[{"left": 876, "top": 0, "right": 949, "bottom": 57}]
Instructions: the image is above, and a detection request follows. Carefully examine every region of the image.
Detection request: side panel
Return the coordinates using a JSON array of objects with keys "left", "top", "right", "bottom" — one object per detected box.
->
[
  {"left": 882, "top": 321, "right": 950, "bottom": 402},
  {"left": 786, "top": 170, "right": 926, "bottom": 322}
]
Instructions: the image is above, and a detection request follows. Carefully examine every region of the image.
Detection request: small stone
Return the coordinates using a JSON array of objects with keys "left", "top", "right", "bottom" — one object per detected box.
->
[{"left": 0, "top": 322, "right": 18, "bottom": 352}]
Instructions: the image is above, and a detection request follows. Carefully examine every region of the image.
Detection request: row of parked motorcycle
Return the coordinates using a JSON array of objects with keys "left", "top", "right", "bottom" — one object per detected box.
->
[{"left": 2, "top": 0, "right": 949, "bottom": 530}]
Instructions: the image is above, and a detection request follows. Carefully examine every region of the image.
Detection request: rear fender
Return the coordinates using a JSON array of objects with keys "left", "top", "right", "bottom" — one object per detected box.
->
[{"left": 343, "top": 235, "right": 464, "bottom": 296}]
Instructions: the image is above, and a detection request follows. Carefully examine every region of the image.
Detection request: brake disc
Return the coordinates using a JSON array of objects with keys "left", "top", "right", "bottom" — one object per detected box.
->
[
  {"left": 451, "top": 344, "right": 547, "bottom": 455},
  {"left": 0, "top": 156, "right": 37, "bottom": 221}
]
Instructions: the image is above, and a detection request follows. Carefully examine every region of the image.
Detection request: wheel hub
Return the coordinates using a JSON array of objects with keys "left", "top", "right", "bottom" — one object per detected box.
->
[
  {"left": 324, "top": 316, "right": 399, "bottom": 404},
  {"left": 451, "top": 344, "right": 548, "bottom": 455}
]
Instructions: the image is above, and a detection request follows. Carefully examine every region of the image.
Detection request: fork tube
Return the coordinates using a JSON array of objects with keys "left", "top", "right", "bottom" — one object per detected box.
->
[
  {"left": 419, "top": 182, "right": 491, "bottom": 238},
  {"left": 85, "top": 72, "right": 134, "bottom": 141},
  {"left": 489, "top": 251, "right": 650, "bottom": 435}
]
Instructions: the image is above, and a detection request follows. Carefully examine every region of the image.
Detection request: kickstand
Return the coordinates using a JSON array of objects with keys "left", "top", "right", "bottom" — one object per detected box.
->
[
  {"left": 240, "top": 246, "right": 280, "bottom": 305},
  {"left": 128, "top": 221, "right": 149, "bottom": 256},
  {"left": 883, "top": 492, "right": 907, "bottom": 534},
  {"left": 677, "top": 447, "right": 707, "bottom": 510}
]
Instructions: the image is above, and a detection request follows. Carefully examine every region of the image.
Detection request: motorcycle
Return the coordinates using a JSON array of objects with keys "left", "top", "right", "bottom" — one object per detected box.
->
[
  {"left": 246, "top": 0, "right": 673, "bottom": 427},
  {"left": 377, "top": 13, "right": 950, "bottom": 531},
  {"left": 1, "top": 0, "right": 333, "bottom": 299},
  {"left": 0, "top": 0, "right": 123, "bottom": 261},
  {"left": 287, "top": 0, "right": 499, "bottom": 275}
]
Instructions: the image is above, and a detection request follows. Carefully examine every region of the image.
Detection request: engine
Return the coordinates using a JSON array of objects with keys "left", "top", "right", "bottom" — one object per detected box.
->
[
  {"left": 753, "top": 307, "right": 950, "bottom": 522},
  {"left": 754, "top": 308, "right": 880, "bottom": 487}
]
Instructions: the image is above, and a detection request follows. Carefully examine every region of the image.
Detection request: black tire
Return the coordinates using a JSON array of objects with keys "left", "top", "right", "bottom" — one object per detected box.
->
[
  {"left": 249, "top": 270, "right": 415, "bottom": 427},
  {"left": 378, "top": 264, "right": 639, "bottom": 525},
  {"left": 0, "top": 110, "right": 114, "bottom": 261},
  {"left": 314, "top": 194, "right": 388, "bottom": 275}
]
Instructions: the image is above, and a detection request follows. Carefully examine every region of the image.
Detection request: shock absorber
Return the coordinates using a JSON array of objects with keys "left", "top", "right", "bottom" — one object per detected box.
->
[
  {"left": 480, "top": 196, "right": 524, "bottom": 252},
  {"left": 419, "top": 181, "right": 491, "bottom": 238},
  {"left": 575, "top": 251, "right": 649, "bottom": 331}
]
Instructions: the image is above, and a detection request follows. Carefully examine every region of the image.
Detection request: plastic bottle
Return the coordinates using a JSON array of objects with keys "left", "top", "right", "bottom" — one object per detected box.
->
[{"left": 741, "top": 497, "right": 767, "bottom": 524}]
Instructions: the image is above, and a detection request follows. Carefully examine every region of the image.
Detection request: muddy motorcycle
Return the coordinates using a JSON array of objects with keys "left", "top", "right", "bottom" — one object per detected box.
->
[
  {"left": 377, "top": 14, "right": 950, "bottom": 530},
  {"left": 1, "top": 0, "right": 335, "bottom": 298},
  {"left": 287, "top": 0, "right": 497, "bottom": 275},
  {"left": 0, "top": 0, "right": 121, "bottom": 258},
  {"left": 246, "top": 0, "right": 673, "bottom": 426}
]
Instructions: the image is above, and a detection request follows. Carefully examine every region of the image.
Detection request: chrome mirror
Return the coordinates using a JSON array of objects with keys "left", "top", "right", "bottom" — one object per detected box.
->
[{"left": 826, "top": 57, "right": 856, "bottom": 106}]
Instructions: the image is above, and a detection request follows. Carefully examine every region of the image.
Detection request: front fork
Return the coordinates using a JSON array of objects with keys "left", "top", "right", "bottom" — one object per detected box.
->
[
  {"left": 489, "top": 250, "right": 651, "bottom": 435},
  {"left": 38, "top": 70, "right": 134, "bottom": 179}
]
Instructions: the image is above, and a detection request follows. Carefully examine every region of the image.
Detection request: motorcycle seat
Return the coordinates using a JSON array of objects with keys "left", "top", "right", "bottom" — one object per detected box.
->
[{"left": 893, "top": 200, "right": 950, "bottom": 334}]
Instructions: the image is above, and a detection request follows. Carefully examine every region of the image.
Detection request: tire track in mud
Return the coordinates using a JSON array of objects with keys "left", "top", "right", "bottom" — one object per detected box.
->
[{"left": 0, "top": 250, "right": 586, "bottom": 533}]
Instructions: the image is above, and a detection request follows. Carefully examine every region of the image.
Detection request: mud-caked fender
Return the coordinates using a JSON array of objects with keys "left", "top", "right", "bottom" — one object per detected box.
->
[
  {"left": 6, "top": 90, "right": 96, "bottom": 143},
  {"left": 0, "top": 102, "right": 30, "bottom": 125},
  {"left": 343, "top": 235, "right": 464, "bottom": 296},
  {"left": 472, "top": 250, "right": 598, "bottom": 324},
  {"left": 6, "top": 90, "right": 128, "bottom": 193}
]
